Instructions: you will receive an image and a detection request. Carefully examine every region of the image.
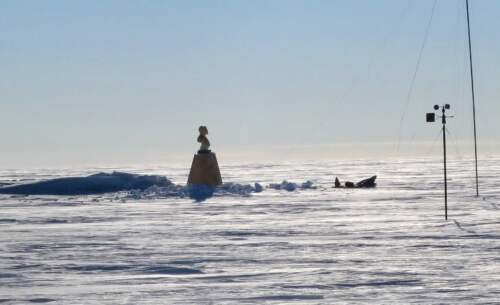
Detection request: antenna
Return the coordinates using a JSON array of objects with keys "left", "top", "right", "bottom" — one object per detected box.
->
[
  {"left": 426, "top": 104, "right": 453, "bottom": 220},
  {"left": 466, "top": 0, "right": 479, "bottom": 197}
]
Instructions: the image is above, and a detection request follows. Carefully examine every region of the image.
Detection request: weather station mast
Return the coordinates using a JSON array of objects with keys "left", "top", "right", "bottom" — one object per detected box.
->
[{"left": 427, "top": 104, "right": 453, "bottom": 220}]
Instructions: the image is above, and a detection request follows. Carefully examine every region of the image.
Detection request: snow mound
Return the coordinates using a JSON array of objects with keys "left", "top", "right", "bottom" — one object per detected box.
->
[
  {"left": 120, "top": 180, "right": 314, "bottom": 201},
  {"left": 0, "top": 171, "right": 315, "bottom": 200},
  {"left": 268, "top": 180, "right": 316, "bottom": 191},
  {"left": 0, "top": 172, "right": 172, "bottom": 195},
  {"left": 122, "top": 182, "right": 265, "bottom": 201}
]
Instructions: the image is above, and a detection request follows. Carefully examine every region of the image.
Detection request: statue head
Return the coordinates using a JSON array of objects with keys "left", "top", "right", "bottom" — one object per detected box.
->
[{"left": 198, "top": 126, "right": 208, "bottom": 136}]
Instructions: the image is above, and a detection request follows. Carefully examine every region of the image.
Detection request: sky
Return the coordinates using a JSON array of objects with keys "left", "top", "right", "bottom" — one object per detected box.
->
[{"left": 1, "top": 0, "right": 499, "bottom": 167}]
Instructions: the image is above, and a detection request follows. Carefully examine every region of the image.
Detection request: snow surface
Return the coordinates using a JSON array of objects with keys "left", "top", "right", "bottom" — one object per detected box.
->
[{"left": 0, "top": 158, "right": 499, "bottom": 304}]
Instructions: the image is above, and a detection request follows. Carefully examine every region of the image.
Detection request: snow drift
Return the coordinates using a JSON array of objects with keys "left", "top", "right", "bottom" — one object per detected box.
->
[
  {"left": 0, "top": 171, "right": 315, "bottom": 200},
  {"left": 0, "top": 172, "right": 172, "bottom": 195}
]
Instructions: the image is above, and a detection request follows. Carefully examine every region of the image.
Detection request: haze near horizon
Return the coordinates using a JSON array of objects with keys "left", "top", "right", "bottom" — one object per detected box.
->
[{"left": 1, "top": 0, "right": 499, "bottom": 167}]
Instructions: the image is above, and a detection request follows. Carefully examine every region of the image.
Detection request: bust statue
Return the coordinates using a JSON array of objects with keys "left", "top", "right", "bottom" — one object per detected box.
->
[
  {"left": 197, "top": 125, "right": 211, "bottom": 153},
  {"left": 188, "top": 125, "right": 222, "bottom": 187}
]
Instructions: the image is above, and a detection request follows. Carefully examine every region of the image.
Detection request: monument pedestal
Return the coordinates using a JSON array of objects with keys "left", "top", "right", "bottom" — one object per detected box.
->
[{"left": 187, "top": 152, "right": 222, "bottom": 186}]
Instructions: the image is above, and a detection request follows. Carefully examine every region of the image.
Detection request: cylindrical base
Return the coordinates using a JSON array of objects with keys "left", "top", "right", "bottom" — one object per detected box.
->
[{"left": 187, "top": 152, "right": 222, "bottom": 186}]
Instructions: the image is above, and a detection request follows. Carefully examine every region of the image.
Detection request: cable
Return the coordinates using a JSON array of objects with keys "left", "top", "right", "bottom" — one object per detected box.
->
[
  {"left": 445, "top": 127, "right": 464, "bottom": 159},
  {"left": 333, "top": 0, "right": 413, "bottom": 111},
  {"left": 423, "top": 126, "right": 445, "bottom": 157},
  {"left": 396, "top": 0, "right": 438, "bottom": 152}
]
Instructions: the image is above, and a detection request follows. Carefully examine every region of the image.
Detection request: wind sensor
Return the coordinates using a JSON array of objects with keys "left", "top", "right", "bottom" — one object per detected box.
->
[{"left": 426, "top": 104, "right": 453, "bottom": 220}]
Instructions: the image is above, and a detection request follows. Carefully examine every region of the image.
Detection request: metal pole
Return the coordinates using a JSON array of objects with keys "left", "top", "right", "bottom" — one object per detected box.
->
[
  {"left": 466, "top": 0, "right": 480, "bottom": 197},
  {"left": 442, "top": 108, "right": 448, "bottom": 220}
]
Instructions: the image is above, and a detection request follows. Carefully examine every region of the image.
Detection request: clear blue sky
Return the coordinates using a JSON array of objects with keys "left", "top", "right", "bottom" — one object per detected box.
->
[{"left": 1, "top": 0, "right": 499, "bottom": 167}]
